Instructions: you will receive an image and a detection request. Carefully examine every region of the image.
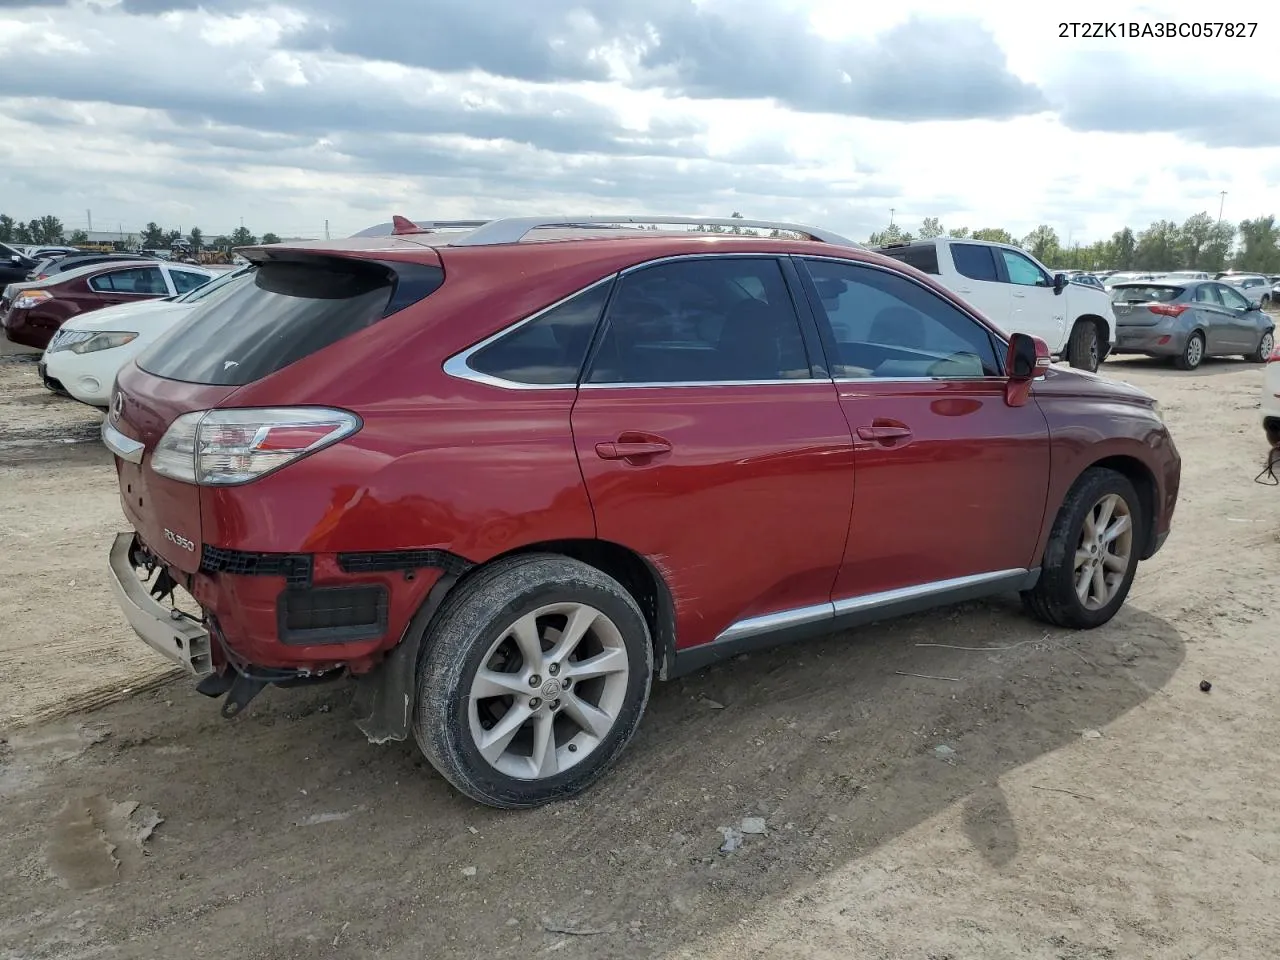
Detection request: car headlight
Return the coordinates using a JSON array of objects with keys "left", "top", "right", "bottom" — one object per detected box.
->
[
  {"left": 68, "top": 331, "right": 138, "bottom": 354},
  {"left": 13, "top": 290, "right": 51, "bottom": 310}
]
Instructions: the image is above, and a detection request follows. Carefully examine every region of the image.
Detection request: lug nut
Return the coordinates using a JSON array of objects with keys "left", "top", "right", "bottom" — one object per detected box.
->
[
  {"left": 529, "top": 697, "right": 542, "bottom": 709},
  {"left": 548, "top": 662, "right": 559, "bottom": 676},
  {"left": 528, "top": 675, "right": 541, "bottom": 687},
  {"left": 561, "top": 677, "right": 572, "bottom": 690},
  {"left": 551, "top": 699, "right": 562, "bottom": 711}
]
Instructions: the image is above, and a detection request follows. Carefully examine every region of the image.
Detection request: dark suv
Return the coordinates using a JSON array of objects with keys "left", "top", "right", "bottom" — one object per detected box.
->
[{"left": 103, "top": 216, "right": 1181, "bottom": 808}]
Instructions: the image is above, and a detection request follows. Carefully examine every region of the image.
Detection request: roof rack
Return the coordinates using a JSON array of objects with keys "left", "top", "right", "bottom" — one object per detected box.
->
[{"left": 352, "top": 215, "right": 860, "bottom": 247}]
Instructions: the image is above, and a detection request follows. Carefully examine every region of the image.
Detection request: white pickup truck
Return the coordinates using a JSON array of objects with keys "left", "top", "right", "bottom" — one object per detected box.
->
[{"left": 875, "top": 238, "right": 1117, "bottom": 371}]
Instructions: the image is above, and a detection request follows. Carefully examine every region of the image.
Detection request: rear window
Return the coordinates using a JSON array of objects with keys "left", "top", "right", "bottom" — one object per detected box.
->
[
  {"left": 1110, "top": 284, "right": 1182, "bottom": 302},
  {"left": 876, "top": 244, "right": 940, "bottom": 275},
  {"left": 137, "top": 257, "right": 442, "bottom": 386}
]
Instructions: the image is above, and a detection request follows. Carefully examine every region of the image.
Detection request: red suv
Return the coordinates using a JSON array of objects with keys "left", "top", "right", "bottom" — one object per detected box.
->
[{"left": 103, "top": 216, "right": 1181, "bottom": 808}]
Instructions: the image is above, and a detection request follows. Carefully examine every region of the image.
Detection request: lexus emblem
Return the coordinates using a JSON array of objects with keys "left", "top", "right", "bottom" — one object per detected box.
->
[{"left": 111, "top": 391, "right": 124, "bottom": 421}]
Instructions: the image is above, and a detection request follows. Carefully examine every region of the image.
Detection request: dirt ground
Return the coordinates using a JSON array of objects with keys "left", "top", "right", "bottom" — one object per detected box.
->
[{"left": 1, "top": 331, "right": 1278, "bottom": 960}]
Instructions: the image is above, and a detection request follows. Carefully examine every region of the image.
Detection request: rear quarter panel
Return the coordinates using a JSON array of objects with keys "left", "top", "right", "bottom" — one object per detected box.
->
[{"left": 1031, "top": 368, "right": 1180, "bottom": 561}]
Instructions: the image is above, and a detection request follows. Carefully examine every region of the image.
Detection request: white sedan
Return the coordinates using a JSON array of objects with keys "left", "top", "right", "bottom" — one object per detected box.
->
[{"left": 41, "top": 265, "right": 252, "bottom": 407}]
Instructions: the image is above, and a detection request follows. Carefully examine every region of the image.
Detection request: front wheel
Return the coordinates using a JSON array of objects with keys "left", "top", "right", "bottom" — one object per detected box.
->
[
  {"left": 1022, "top": 467, "right": 1143, "bottom": 630},
  {"left": 413, "top": 554, "right": 653, "bottom": 809},
  {"left": 1249, "top": 329, "right": 1274, "bottom": 363},
  {"left": 1067, "top": 320, "right": 1100, "bottom": 371}
]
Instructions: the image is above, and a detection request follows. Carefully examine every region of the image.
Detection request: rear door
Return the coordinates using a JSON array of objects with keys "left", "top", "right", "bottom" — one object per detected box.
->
[
  {"left": 944, "top": 242, "right": 1010, "bottom": 327},
  {"left": 87, "top": 265, "right": 169, "bottom": 308},
  {"left": 795, "top": 256, "right": 1051, "bottom": 602},
  {"left": 570, "top": 255, "right": 856, "bottom": 651},
  {"left": 1190, "top": 283, "right": 1231, "bottom": 352}
]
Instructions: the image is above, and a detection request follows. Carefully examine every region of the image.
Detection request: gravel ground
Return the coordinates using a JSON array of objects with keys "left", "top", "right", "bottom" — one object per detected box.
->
[{"left": 1, "top": 332, "right": 1277, "bottom": 960}]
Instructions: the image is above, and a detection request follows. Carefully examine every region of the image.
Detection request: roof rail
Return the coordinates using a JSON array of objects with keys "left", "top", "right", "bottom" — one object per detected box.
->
[{"left": 352, "top": 215, "right": 860, "bottom": 247}]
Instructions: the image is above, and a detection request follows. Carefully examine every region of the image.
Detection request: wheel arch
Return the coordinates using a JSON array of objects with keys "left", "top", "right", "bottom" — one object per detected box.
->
[
  {"left": 1075, "top": 454, "right": 1160, "bottom": 560},
  {"left": 1074, "top": 312, "right": 1110, "bottom": 344}
]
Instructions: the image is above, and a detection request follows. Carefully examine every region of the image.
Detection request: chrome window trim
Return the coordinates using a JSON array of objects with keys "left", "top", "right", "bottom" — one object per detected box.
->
[
  {"left": 709, "top": 568, "right": 1030, "bottom": 646},
  {"left": 580, "top": 378, "right": 820, "bottom": 390},
  {"left": 442, "top": 275, "right": 618, "bottom": 391}
]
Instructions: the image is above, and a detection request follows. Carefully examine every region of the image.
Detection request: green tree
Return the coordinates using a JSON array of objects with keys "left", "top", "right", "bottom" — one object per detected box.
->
[
  {"left": 947, "top": 226, "right": 971, "bottom": 239},
  {"left": 188, "top": 227, "right": 203, "bottom": 252},
  {"left": 14, "top": 221, "right": 34, "bottom": 243},
  {"left": 140, "top": 222, "right": 165, "bottom": 247},
  {"left": 1109, "top": 227, "right": 1137, "bottom": 270},
  {"left": 68, "top": 229, "right": 89, "bottom": 245},
  {"left": 261, "top": 232, "right": 282, "bottom": 245},
  {"left": 0, "top": 213, "right": 13, "bottom": 242},
  {"left": 1022, "top": 224, "right": 1060, "bottom": 264},
  {"left": 164, "top": 230, "right": 183, "bottom": 246},
  {"left": 229, "top": 226, "right": 257, "bottom": 247},
  {"left": 1202, "top": 221, "right": 1234, "bottom": 273},
  {"left": 1132, "top": 220, "right": 1181, "bottom": 270},
  {"left": 1178, "top": 212, "right": 1214, "bottom": 270},
  {"left": 867, "top": 223, "right": 913, "bottom": 245},
  {"left": 918, "top": 217, "right": 944, "bottom": 239},
  {"left": 212, "top": 235, "right": 232, "bottom": 251},
  {"left": 1234, "top": 216, "right": 1280, "bottom": 273},
  {"left": 36, "top": 215, "right": 64, "bottom": 243},
  {"left": 971, "top": 227, "right": 1014, "bottom": 244}
]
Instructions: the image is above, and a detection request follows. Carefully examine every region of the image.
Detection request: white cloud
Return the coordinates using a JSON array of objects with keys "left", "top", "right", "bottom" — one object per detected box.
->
[{"left": 0, "top": 0, "right": 1277, "bottom": 245}]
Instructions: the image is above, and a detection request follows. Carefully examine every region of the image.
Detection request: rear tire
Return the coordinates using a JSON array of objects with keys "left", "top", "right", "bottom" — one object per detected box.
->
[
  {"left": 1022, "top": 467, "right": 1143, "bottom": 630},
  {"left": 1067, "top": 320, "right": 1100, "bottom": 372},
  {"left": 1248, "top": 329, "right": 1274, "bottom": 363},
  {"left": 1175, "top": 331, "right": 1205, "bottom": 370},
  {"left": 413, "top": 553, "right": 653, "bottom": 809}
]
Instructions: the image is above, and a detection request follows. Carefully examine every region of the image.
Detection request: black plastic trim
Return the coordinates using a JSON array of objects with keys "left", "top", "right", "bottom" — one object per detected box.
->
[
  {"left": 200, "top": 546, "right": 313, "bottom": 587},
  {"left": 337, "top": 549, "right": 473, "bottom": 576},
  {"left": 277, "top": 584, "right": 389, "bottom": 645}
]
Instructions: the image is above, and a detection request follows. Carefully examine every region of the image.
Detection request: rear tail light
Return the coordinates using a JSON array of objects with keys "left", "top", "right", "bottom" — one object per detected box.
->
[
  {"left": 150, "top": 408, "right": 361, "bottom": 486},
  {"left": 13, "top": 290, "right": 52, "bottom": 310},
  {"left": 1147, "top": 303, "right": 1188, "bottom": 317}
]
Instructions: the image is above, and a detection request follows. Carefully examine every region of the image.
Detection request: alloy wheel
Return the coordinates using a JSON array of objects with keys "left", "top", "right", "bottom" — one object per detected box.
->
[
  {"left": 467, "top": 602, "right": 631, "bottom": 780},
  {"left": 1185, "top": 335, "right": 1203, "bottom": 368},
  {"left": 1259, "top": 332, "right": 1274, "bottom": 360},
  {"left": 1073, "top": 493, "right": 1134, "bottom": 610}
]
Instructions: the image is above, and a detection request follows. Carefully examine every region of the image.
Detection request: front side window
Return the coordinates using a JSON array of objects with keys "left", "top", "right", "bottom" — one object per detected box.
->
[
  {"left": 999, "top": 249, "right": 1048, "bottom": 287},
  {"left": 467, "top": 280, "right": 613, "bottom": 385},
  {"left": 802, "top": 259, "right": 1001, "bottom": 379},
  {"left": 586, "top": 258, "right": 810, "bottom": 384},
  {"left": 1219, "top": 284, "right": 1250, "bottom": 310},
  {"left": 950, "top": 243, "right": 1000, "bottom": 282},
  {"left": 90, "top": 266, "right": 167, "bottom": 294}
]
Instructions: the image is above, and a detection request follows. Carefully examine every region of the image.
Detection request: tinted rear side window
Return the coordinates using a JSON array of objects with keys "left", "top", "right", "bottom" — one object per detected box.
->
[
  {"left": 950, "top": 244, "right": 1000, "bottom": 282},
  {"left": 877, "top": 244, "right": 940, "bottom": 275},
  {"left": 138, "top": 258, "right": 441, "bottom": 386},
  {"left": 466, "top": 280, "right": 613, "bottom": 385}
]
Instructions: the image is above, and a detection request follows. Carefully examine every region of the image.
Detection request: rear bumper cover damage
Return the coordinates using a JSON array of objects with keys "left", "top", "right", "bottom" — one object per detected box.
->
[{"left": 107, "top": 532, "right": 213, "bottom": 676}]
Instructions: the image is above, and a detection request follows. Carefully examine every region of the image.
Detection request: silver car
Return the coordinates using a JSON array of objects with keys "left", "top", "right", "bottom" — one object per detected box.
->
[
  {"left": 1110, "top": 279, "right": 1275, "bottom": 370},
  {"left": 1223, "top": 274, "right": 1273, "bottom": 308}
]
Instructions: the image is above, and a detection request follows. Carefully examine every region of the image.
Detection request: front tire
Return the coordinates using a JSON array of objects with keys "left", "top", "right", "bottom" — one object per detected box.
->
[
  {"left": 1022, "top": 467, "right": 1142, "bottom": 630},
  {"left": 1175, "top": 331, "right": 1205, "bottom": 370},
  {"left": 1067, "top": 320, "right": 1100, "bottom": 372},
  {"left": 413, "top": 554, "right": 653, "bottom": 809},
  {"left": 1248, "top": 329, "right": 1274, "bottom": 363}
]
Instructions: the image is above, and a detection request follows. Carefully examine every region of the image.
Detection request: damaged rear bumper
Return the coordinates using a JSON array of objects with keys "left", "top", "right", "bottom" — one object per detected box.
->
[{"left": 107, "top": 531, "right": 214, "bottom": 676}]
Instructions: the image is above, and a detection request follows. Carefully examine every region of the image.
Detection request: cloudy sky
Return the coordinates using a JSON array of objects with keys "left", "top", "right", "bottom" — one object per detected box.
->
[{"left": 0, "top": 0, "right": 1276, "bottom": 244}]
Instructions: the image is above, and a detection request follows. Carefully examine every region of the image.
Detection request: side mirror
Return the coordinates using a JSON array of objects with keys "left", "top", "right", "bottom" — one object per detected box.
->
[
  {"left": 1053, "top": 272, "right": 1067, "bottom": 295},
  {"left": 1005, "top": 333, "right": 1051, "bottom": 407}
]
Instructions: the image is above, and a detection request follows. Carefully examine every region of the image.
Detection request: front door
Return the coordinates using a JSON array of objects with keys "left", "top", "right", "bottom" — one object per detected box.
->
[
  {"left": 795, "top": 256, "right": 1052, "bottom": 602},
  {"left": 1217, "top": 282, "right": 1258, "bottom": 350},
  {"left": 570, "top": 255, "right": 856, "bottom": 651},
  {"left": 997, "top": 247, "right": 1065, "bottom": 346}
]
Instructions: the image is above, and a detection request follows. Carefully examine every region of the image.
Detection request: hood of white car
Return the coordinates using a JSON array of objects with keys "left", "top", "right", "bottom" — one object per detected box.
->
[{"left": 59, "top": 298, "right": 194, "bottom": 332}]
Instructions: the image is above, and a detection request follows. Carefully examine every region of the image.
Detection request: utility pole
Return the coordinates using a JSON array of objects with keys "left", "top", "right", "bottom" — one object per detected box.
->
[
  {"left": 889, "top": 207, "right": 895, "bottom": 227},
  {"left": 324, "top": 219, "right": 330, "bottom": 240},
  {"left": 86, "top": 209, "right": 92, "bottom": 232},
  {"left": 1217, "top": 191, "right": 1227, "bottom": 225}
]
